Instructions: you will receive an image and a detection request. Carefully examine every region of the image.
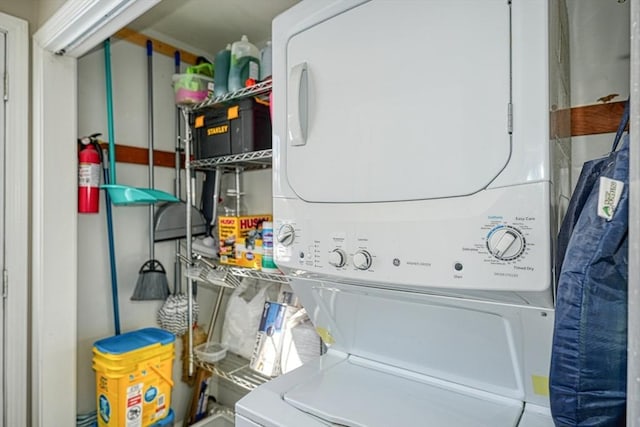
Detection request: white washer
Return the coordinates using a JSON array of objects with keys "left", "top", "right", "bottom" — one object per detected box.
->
[{"left": 237, "top": 0, "right": 570, "bottom": 425}]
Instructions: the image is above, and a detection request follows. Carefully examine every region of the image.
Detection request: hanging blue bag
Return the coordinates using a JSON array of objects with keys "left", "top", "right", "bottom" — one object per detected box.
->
[
  {"left": 550, "top": 102, "right": 629, "bottom": 426},
  {"left": 555, "top": 101, "right": 629, "bottom": 284}
]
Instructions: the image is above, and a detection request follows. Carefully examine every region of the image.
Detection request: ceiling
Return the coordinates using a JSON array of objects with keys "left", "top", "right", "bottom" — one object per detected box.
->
[{"left": 128, "top": 0, "right": 299, "bottom": 57}]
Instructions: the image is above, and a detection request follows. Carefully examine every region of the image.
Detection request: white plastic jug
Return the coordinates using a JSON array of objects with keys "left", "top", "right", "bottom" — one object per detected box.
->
[{"left": 228, "top": 35, "right": 260, "bottom": 92}]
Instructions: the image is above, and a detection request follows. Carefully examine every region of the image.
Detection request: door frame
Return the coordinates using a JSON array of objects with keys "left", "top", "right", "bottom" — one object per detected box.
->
[
  {"left": 0, "top": 11, "right": 29, "bottom": 427},
  {"left": 32, "top": 1, "right": 160, "bottom": 424}
]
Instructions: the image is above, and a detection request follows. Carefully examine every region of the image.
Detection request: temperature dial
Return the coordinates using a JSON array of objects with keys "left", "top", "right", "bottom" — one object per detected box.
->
[
  {"left": 353, "top": 250, "right": 373, "bottom": 270},
  {"left": 486, "top": 226, "right": 525, "bottom": 261},
  {"left": 277, "top": 224, "right": 295, "bottom": 246},
  {"left": 328, "top": 249, "right": 347, "bottom": 268}
]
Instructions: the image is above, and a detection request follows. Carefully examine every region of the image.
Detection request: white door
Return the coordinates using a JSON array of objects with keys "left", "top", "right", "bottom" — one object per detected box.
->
[
  {"left": 0, "top": 11, "right": 28, "bottom": 426},
  {"left": 285, "top": 0, "right": 512, "bottom": 203},
  {"left": 0, "top": 29, "right": 6, "bottom": 423}
]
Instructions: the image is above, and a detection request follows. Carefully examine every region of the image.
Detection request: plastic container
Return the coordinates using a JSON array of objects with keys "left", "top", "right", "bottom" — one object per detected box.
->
[
  {"left": 192, "top": 97, "right": 271, "bottom": 159},
  {"left": 214, "top": 44, "right": 231, "bottom": 97},
  {"left": 190, "top": 412, "right": 234, "bottom": 427},
  {"left": 186, "top": 62, "right": 214, "bottom": 78},
  {"left": 93, "top": 328, "right": 176, "bottom": 427},
  {"left": 194, "top": 342, "right": 228, "bottom": 364},
  {"left": 261, "top": 221, "right": 278, "bottom": 272},
  {"left": 260, "top": 41, "right": 272, "bottom": 81},
  {"left": 219, "top": 189, "right": 248, "bottom": 217},
  {"left": 150, "top": 409, "right": 175, "bottom": 426},
  {"left": 228, "top": 35, "right": 260, "bottom": 92},
  {"left": 172, "top": 73, "right": 213, "bottom": 105}
]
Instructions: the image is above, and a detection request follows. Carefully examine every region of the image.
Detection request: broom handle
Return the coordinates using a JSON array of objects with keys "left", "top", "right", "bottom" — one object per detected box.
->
[
  {"left": 147, "top": 40, "right": 155, "bottom": 260},
  {"left": 207, "top": 287, "right": 225, "bottom": 342},
  {"left": 185, "top": 107, "right": 195, "bottom": 376},
  {"left": 174, "top": 50, "right": 182, "bottom": 294},
  {"left": 104, "top": 39, "right": 117, "bottom": 184}
]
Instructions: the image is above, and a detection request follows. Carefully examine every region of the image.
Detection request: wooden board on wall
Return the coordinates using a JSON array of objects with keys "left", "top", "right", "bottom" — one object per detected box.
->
[
  {"left": 115, "top": 28, "right": 199, "bottom": 65},
  {"left": 571, "top": 101, "right": 627, "bottom": 137},
  {"left": 98, "top": 143, "right": 184, "bottom": 169}
]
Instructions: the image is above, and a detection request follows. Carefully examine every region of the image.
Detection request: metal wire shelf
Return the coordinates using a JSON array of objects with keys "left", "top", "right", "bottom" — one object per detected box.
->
[
  {"left": 195, "top": 352, "right": 272, "bottom": 391},
  {"left": 181, "top": 253, "right": 289, "bottom": 288},
  {"left": 191, "top": 149, "right": 273, "bottom": 171},
  {"left": 184, "top": 79, "right": 272, "bottom": 112},
  {"left": 184, "top": 265, "right": 242, "bottom": 289},
  {"left": 222, "top": 264, "right": 289, "bottom": 284}
]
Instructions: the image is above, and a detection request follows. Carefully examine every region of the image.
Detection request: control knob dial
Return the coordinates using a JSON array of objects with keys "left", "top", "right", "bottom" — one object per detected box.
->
[
  {"left": 277, "top": 224, "right": 295, "bottom": 246},
  {"left": 486, "top": 226, "right": 525, "bottom": 261},
  {"left": 328, "top": 249, "right": 347, "bottom": 268},
  {"left": 353, "top": 250, "right": 373, "bottom": 270}
]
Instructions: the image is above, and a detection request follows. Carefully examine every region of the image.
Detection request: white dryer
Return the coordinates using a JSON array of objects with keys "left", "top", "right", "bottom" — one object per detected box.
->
[{"left": 237, "top": 0, "right": 570, "bottom": 425}]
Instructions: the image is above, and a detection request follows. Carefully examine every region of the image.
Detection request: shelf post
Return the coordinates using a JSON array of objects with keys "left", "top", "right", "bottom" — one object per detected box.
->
[{"left": 183, "top": 107, "right": 195, "bottom": 377}]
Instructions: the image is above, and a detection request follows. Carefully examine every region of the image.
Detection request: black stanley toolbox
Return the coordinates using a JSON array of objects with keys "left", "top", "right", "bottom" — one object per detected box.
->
[{"left": 192, "top": 97, "right": 271, "bottom": 159}]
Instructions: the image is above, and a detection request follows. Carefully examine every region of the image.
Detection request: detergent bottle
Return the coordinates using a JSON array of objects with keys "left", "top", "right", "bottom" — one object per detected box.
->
[
  {"left": 214, "top": 44, "right": 231, "bottom": 97},
  {"left": 260, "top": 41, "right": 272, "bottom": 81},
  {"left": 228, "top": 35, "right": 260, "bottom": 92}
]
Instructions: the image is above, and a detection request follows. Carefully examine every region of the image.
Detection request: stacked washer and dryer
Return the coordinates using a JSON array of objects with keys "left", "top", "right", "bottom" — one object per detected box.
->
[{"left": 237, "top": 1, "right": 571, "bottom": 425}]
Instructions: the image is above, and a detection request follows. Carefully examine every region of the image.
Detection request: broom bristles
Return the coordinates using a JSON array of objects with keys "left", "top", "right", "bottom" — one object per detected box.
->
[{"left": 131, "top": 267, "right": 170, "bottom": 301}]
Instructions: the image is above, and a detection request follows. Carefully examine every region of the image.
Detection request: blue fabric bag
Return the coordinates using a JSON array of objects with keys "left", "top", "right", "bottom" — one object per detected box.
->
[
  {"left": 555, "top": 101, "right": 630, "bottom": 284},
  {"left": 550, "top": 104, "right": 629, "bottom": 426}
]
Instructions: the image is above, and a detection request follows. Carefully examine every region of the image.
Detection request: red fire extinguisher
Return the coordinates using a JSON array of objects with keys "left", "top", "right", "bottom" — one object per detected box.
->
[{"left": 78, "top": 133, "right": 102, "bottom": 214}]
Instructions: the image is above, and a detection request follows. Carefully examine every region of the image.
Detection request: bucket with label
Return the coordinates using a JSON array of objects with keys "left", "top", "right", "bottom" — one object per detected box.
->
[{"left": 92, "top": 328, "right": 175, "bottom": 426}]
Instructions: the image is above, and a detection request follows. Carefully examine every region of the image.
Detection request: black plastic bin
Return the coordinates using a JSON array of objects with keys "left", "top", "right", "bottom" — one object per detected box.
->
[{"left": 192, "top": 97, "right": 271, "bottom": 159}]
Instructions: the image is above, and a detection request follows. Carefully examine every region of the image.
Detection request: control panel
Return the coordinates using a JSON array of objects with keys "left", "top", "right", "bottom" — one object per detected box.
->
[{"left": 272, "top": 183, "right": 552, "bottom": 301}]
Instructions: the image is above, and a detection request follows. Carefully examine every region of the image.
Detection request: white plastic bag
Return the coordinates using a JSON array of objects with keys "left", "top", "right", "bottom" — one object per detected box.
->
[
  {"left": 221, "top": 278, "right": 273, "bottom": 359},
  {"left": 281, "top": 309, "right": 322, "bottom": 374}
]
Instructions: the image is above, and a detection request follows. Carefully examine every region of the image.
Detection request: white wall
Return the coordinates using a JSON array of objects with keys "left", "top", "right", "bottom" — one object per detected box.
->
[
  {"left": 35, "top": 0, "right": 67, "bottom": 27},
  {"left": 0, "top": 0, "right": 69, "bottom": 31},
  {"left": 0, "top": 1, "right": 36, "bottom": 30},
  {"left": 567, "top": 0, "right": 630, "bottom": 184}
]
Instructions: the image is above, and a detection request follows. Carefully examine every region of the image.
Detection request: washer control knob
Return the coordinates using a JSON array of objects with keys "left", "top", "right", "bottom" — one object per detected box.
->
[
  {"left": 277, "top": 224, "right": 295, "bottom": 246},
  {"left": 486, "top": 226, "right": 525, "bottom": 261},
  {"left": 353, "top": 250, "right": 372, "bottom": 270},
  {"left": 328, "top": 249, "right": 347, "bottom": 268}
]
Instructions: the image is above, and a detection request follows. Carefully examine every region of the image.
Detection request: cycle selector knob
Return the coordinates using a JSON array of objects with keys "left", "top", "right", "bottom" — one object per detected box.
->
[
  {"left": 328, "top": 249, "right": 347, "bottom": 268},
  {"left": 486, "top": 226, "right": 525, "bottom": 261},
  {"left": 277, "top": 224, "right": 295, "bottom": 247},
  {"left": 353, "top": 250, "right": 372, "bottom": 270}
]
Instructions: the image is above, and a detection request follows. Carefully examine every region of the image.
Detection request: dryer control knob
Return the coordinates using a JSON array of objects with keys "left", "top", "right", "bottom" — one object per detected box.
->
[
  {"left": 277, "top": 224, "right": 295, "bottom": 246},
  {"left": 486, "top": 226, "right": 525, "bottom": 261},
  {"left": 328, "top": 249, "right": 347, "bottom": 268},
  {"left": 353, "top": 250, "right": 372, "bottom": 270}
]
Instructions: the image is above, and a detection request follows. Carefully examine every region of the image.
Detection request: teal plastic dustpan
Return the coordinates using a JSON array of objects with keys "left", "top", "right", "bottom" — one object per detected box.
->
[
  {"left": 101, "top": 39, "right": 179, "bottom": 206},
  {"left": 101, "top": 185, "right": 179, "bottom": 205}
]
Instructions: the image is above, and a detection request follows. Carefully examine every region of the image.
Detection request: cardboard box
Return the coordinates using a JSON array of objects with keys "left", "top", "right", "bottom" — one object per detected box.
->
[
  {"left": 218, "top": 214, "right": 272, "bottom": 269},
  {"left": 250, "top": 301, "right": 294, "bottom": 377}
]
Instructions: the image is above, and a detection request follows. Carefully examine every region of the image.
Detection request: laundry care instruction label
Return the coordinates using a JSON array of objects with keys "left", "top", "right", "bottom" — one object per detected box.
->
[
  {"left": 598, "top": 177, "right": 624, "bottom": 221},
  {"left": 126, "top": 383, "right": 143, "bottom": 427}
]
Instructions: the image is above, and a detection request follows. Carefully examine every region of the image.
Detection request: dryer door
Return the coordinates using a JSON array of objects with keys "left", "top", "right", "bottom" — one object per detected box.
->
[{"left": 285, "top": 0, "right": 512, "bottom": 203}]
